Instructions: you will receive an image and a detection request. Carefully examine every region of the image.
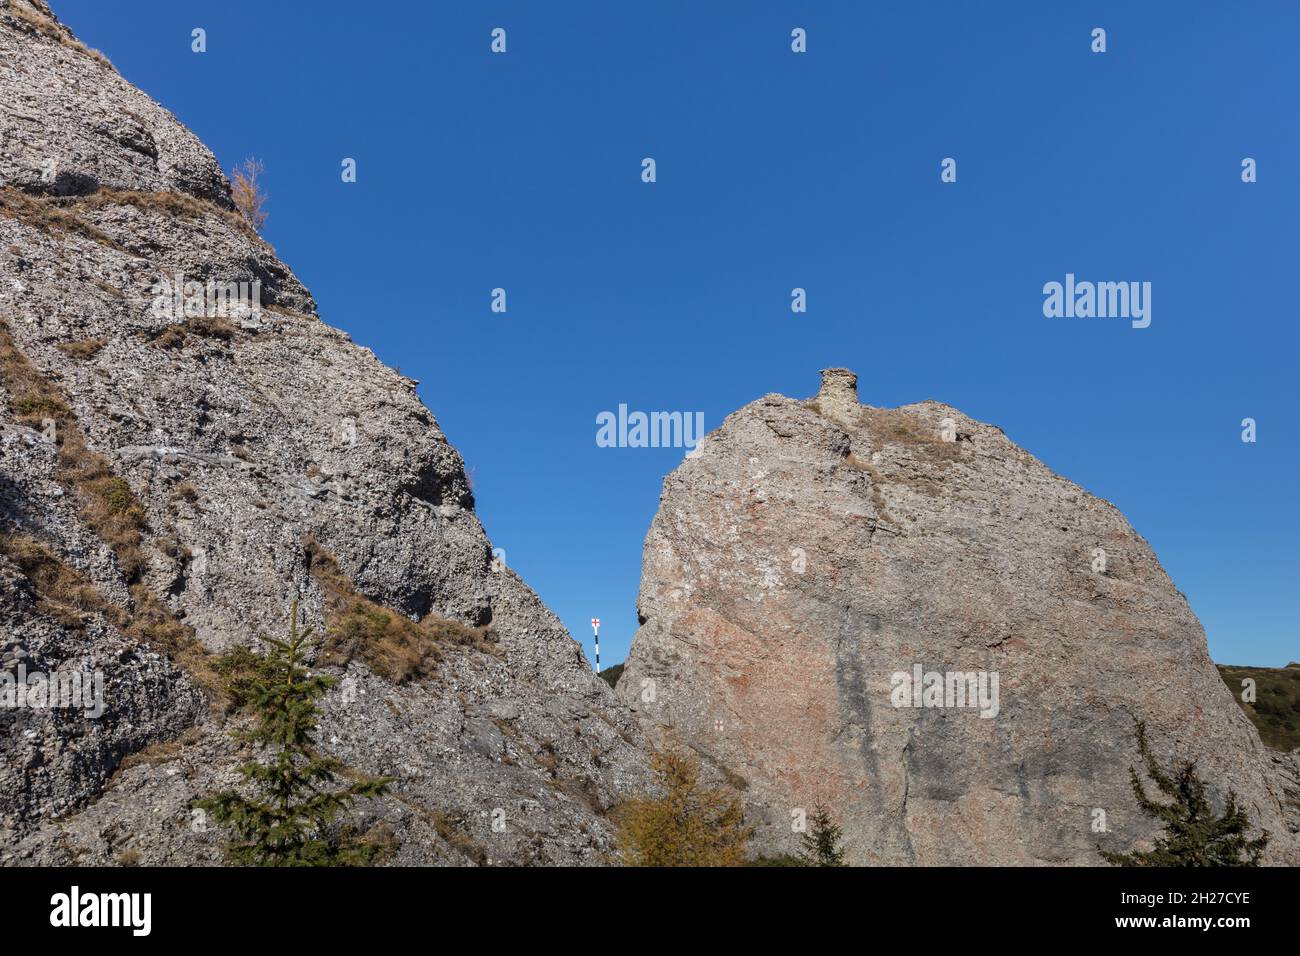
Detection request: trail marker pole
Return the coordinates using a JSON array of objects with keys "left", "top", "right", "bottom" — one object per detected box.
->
[{"left": 591, "top": 617, "right": 601, "bottom": 673}]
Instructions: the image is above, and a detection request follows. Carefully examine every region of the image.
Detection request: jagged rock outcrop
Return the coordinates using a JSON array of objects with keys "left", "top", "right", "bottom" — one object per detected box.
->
[
  {"left": 619, "top": 368, "right": 1299, "bottom": 864},
  {"left": 1, "top": 0, "right": 648, "bottom": 865}
]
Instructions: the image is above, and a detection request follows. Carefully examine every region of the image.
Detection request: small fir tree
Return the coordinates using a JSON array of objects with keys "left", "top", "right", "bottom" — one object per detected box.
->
[
  {"left": 1100, "top": 721, "right": 1268, "bottom": 867},
  {"left": 195, "top": 600, "right": 391, "bottom": 865},
  {"left": 799, "top": 803, "right": 846, "bottom": 866}
]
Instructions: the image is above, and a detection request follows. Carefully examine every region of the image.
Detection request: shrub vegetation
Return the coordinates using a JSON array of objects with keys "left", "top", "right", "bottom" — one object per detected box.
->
[
  {"left": 615, "top": 750, "right": 751, "bottom": 866},
  {"left": 1100, "top": 721, "right": 1269, "bottom": 867},
  {"left": 195, "top": 601, "right": 393, "bottom": 865}
]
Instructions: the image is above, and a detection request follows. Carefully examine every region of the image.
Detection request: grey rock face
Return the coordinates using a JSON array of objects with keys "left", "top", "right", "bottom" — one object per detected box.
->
[
  {"left": 619, "top": 369, "right": 1299, "bottom": 865},
  {"left": 0, "top": 420, "right": 209, "bottom": 832},
  {"left": 1, "top": 0, "right": 648, "bottom": 865},
  {"left": 1, "top": 1, "right": 228, "bottom": 204}
]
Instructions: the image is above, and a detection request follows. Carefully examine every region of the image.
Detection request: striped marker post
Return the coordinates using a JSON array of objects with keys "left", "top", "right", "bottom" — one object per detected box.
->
[{"left": 591, "top": 617, "right": 601, "bottom": 673}]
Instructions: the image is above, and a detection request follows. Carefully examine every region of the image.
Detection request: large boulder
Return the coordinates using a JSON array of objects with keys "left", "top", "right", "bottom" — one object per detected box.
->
[{"left": 619, "top": 368, "right": 1297, "bottom": 864}]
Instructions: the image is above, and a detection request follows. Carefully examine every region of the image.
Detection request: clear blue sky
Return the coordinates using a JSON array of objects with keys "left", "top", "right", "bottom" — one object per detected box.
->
[{"left": 55, "top": 1, "right": 1298, "bottom": 667}]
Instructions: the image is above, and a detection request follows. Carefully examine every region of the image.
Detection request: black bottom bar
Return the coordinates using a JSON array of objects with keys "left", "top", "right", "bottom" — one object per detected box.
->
[{"left": 4, "top": 864, "right": 1290, "bottom": 942}]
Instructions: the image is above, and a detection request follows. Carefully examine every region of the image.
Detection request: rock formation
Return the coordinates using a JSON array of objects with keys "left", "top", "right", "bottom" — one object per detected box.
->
[
  {"left": 619, "top": 368, "right": 1299, "bottom": 864},
  {"left": 0, "top": 0, "right": 648, "bottom": 865},
  {"left": 3, "top": 0, "right": 1294, "bottom": 870}
]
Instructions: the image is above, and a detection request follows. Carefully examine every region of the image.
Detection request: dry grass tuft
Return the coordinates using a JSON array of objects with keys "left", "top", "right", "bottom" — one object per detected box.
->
[
  {"left": 148, "top": 316, "right": 238, "bottom": 350},
  {"left": 125, "top": 583, "right": 213, "bottom": 684},
  {"left": 0, "top": 532, "right": 216, "bottom": 692},
  {"left": 856, "top": 406, "right": 964, "bottom": 502},
  {"left": 429, "top": 809, "right": 489, "bottom": 865},
  {"left": 77, "top": 188, "right": 263, "bottom": 243},
  {"left": 92, "top": 279, "right": 126, "bottom": 299},
  {"left": 0, "top": 319, "right": 218, "bottom": 694},
  {"left": 264, "top": 303, "right": 317, "bottom": 322},
  {"left": 186, "top": 316, "right": 237, "bottom": 339},
  {"left": 55, "top": 339, "right": 105, "bottom": 360},
  {"left": 0, "top": 187, "right": 259, "bottom": 253},
  {"left": 53, "top": 430, "right": 149, "bottom": 580},
  {"left": 0, "top": 187, "right": 119, "bottom": 250},
  {"left": 843, "top": 453, "right": 893, "bottom": 522},
  {"left": 859, "top": 407, "right": 963, "bottom": 464},
  {"left": 0, "top": 532, "right": 125, "bottom": 630},
  {"left": 152, "top": 325, "right": 184, "bottom": 350},
  {"left": 10, "top": 391, "right": 70, "bottom": 424},
  {"left": 114, "top": 726, "right": 204, "bottom": 775},
  {"left": 306, "top": 538, "right": 497, "bottom": 684}
]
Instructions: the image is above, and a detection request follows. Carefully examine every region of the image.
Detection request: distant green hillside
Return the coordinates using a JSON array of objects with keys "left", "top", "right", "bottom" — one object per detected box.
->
[
  {"left": 599, "top": 662, "right": 624, "bottom": 690},
  {"left": 1217, "top": 663, "right": 1300, "bottom": 751}
]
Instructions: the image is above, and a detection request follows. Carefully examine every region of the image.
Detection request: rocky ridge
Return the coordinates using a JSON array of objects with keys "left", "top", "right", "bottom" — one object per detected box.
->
[{"left": 0, "top": 0, "right": 649, "bottom": 865}]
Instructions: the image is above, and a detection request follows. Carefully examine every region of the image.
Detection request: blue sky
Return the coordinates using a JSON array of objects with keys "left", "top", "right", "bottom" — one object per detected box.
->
[{"left": 55, "top": 1, "right": 1298, "bottom": 667}]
